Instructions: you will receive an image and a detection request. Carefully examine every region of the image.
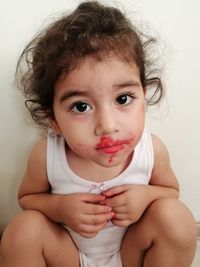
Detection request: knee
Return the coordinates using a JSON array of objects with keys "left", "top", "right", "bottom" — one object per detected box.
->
[
  {"left": 1, "top": 210, "right": 48, "bottom": 254},
  {"left": 147, "top": 198, "right": 197, "bottom": 248}
]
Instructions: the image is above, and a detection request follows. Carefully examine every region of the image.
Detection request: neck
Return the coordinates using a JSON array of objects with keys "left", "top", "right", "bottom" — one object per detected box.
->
[{"left": 66, "top": 149, "right": 133, "bottom": 183}]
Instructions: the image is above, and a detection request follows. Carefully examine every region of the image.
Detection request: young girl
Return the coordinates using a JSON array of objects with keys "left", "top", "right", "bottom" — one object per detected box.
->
[{"left": 0, "top": 1, "right": 197, "bottom": 266}]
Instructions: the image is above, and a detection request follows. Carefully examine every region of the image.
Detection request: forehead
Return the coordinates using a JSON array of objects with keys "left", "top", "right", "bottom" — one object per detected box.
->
[{"left": 55, "top": 56, "right": 141, "bottom": 91}]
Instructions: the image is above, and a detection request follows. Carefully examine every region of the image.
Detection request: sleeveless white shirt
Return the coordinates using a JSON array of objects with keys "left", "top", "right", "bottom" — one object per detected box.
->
[{"left": 47, "top": 130, "right": 154, "bottom": 267}]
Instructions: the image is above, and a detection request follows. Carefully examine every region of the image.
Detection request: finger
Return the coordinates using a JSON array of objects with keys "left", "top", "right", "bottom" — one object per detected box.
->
[
  {"left": 81, "top": 193, "right": 106, "bottom": 203},
  {"left": 81, "top": 212, "right": 114, "bottom": 225},
  {"left": 104, "top": 194, "right": 126, "bottom": 207},
  {"left": 79, "top": 220, "right": 109, "bottom": 237},
  {"left": 112, "top": 212, "right": 128, "bottom": 221},
  {"left": 112, "top": 205, "right": 127, "bottom": 214},
  {"left": 111, "top": 219, "right": 132, "bottom": 227},
  {"left": 84, "top": 203, "right": 112, "bottom": 215},
  {"left": 102, "top": 185, "right": 128, "bottom": 197}
]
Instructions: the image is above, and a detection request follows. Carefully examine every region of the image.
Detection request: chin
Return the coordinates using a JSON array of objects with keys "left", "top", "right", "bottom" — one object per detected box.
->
[{"left": 99, "top": 154, "right": 127, "bottom": 167}]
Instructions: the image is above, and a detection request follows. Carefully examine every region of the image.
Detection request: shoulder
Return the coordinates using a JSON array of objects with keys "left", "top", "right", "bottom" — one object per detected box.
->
[
  {"left": 151, "top": 134, "right": 169, "bottom": 162},
  {"left": 151, "top": 133, "right": 171, "bottom": 173},
  {"left": 29, "top": 137, "right": 47, "bottom": 158},
  {"left": 150, "top": 133, "right": 179, "bottom": 190},
  {"left": 27, "top": 137, "right": 48, "bottom": 174},
  {"left": 18, "top": 137, "right": 49, "bottom": 198}
]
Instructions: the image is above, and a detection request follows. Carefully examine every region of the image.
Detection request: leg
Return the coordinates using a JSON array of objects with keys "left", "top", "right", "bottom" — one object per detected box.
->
[
  {"left": 0, "top": 210, "right": 79, "bottom": 267},
  {"left": 121, "top": 198, "right": 197, "bottom": 267}
]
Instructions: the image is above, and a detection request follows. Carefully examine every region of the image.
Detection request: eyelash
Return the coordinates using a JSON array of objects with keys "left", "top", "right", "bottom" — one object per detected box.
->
[
  {"left": 68, "top": 93, "right": 136, "bottom": 114},
  {"left": 68, "top": 101, "right": 91, "bottom": 114},
  {"left": 115, "top": 93, "right": 136, "bottom": 106}
]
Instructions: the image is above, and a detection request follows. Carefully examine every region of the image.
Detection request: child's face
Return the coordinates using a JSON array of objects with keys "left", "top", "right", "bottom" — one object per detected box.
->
[{"left": 52, "top": 56, "right": 145, "bottom": 167}]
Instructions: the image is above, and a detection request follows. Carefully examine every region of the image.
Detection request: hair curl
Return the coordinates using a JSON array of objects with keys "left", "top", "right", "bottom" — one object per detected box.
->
[{"left": 16, "top": 0, "right": 164, "bottom": 128}]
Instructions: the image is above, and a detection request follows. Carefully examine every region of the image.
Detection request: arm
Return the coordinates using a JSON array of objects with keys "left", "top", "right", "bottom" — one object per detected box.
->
[
  {"left": 148, "top": 133, "right": 179, "bottom": 199},
  {"left": 18, "top": 138, "right": 68, "bottom": 221},
  {"left": 18, "top": 138, "right": 55, "bottom": 215},
  {"left": 18, "top": 138, "right": 113, "bottom": 237},
  {"left": 103, "top": 134, "right": 179, "bottom": 226}
]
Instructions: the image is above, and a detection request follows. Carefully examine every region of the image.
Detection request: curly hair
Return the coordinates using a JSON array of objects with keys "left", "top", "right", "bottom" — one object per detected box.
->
[{"left": 16, "top": 0, "right": 164, "bottom": 128}]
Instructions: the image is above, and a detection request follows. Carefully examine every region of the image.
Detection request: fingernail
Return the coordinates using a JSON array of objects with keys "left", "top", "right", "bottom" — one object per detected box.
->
[{"left": 107, "top": 207, "right": 112, "bottom": 212}]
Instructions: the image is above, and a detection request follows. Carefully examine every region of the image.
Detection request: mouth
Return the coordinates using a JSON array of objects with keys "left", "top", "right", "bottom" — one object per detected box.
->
[
  {"left": 96, "top": 136, "right": 133, "bottom": 154},
  {"left": 97, "top": 144, "right": 124, "bottom": 154}
]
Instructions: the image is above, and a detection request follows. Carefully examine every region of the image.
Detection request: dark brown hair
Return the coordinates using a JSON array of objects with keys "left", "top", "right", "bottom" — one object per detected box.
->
[{"left": 16, "top": 0, "right": 164, "bottom": 128}]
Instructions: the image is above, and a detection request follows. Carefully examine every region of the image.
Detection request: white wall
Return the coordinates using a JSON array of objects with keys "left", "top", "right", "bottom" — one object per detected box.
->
[{"left": 0, "top": 0, "right": 200, "bottom": 230}]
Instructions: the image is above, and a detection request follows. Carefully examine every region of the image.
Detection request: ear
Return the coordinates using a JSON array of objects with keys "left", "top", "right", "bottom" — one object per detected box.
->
[{"left": 49, "top": 119, "right": 62, "bottom": 135}]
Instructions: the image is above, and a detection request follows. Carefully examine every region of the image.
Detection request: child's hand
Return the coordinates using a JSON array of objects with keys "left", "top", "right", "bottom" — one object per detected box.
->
[
  {"left": 102, "top": 184, "right": 150, "bottom": 227},
  {"left": 57, "top": 193, "right": 113, "bottom": 238}
]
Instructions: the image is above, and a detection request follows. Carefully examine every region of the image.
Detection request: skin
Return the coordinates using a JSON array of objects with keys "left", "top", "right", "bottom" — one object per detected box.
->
[{"left": 0, "top": 56, "right": 197, "bottom": 267}]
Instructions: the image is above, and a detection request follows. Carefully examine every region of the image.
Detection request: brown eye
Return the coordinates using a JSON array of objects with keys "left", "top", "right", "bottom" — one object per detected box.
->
[
  {"left": 116, "top": 94, "right": 133, "bottom": 105},
  {"left": 71, "top": 102, "right": 91, "bottom": 113}
]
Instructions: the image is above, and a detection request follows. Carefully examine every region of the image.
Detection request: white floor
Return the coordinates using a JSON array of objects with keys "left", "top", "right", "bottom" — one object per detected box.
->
[{"left": 192, "top": 239, "right": 200, "bottom": 267}]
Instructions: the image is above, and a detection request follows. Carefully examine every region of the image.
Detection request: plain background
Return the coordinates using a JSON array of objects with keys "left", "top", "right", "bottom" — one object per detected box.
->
[{"left": 0, "top": 0, "right": 200, "bottom": 230}]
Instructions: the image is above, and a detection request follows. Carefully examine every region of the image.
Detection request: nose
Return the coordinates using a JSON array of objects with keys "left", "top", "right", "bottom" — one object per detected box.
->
[{"left": 94, "top": 108, "right": 119, "bottom": 136}]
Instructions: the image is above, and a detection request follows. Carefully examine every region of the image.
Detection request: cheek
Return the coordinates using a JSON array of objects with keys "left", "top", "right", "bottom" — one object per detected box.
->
[
  {"left": 68, "top": 140, "right": 91, "bottom": 155},
  {"left": 138, "top": 99, "right": 145, "bottom": 112},
  {"left": 141, "top": 105, "right": 145, "bottom": 114},
  {"left": 129, "top": 103, "right": 145, "bottom": 127},
  {"left": 136, "top": 102, "right": 145, "bottom": 123}
]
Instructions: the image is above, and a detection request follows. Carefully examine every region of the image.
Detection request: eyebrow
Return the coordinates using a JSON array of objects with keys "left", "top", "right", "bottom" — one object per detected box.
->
[
  {"left": 59, "top": 90, "right": 89, "bottom": 102},
  {"left": 113, "top": 80, "right": 141, "bottom": 89},
  {"left": 59, "top": 80, "right": 141, "bottom": 103}
]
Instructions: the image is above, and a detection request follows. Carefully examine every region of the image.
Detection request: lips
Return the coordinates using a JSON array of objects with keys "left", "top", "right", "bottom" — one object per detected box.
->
[
  {"left": 96, "top": 137, "right": 130, "bottom": 154},
  {"left": 98, "top": 144, "right": 124, "bottom": 154}
]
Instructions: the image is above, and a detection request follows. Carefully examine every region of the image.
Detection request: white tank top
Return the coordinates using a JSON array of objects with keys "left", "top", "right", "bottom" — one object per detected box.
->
[{"left": 47, "top": 129, "right": 154, "bottom": 267}]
